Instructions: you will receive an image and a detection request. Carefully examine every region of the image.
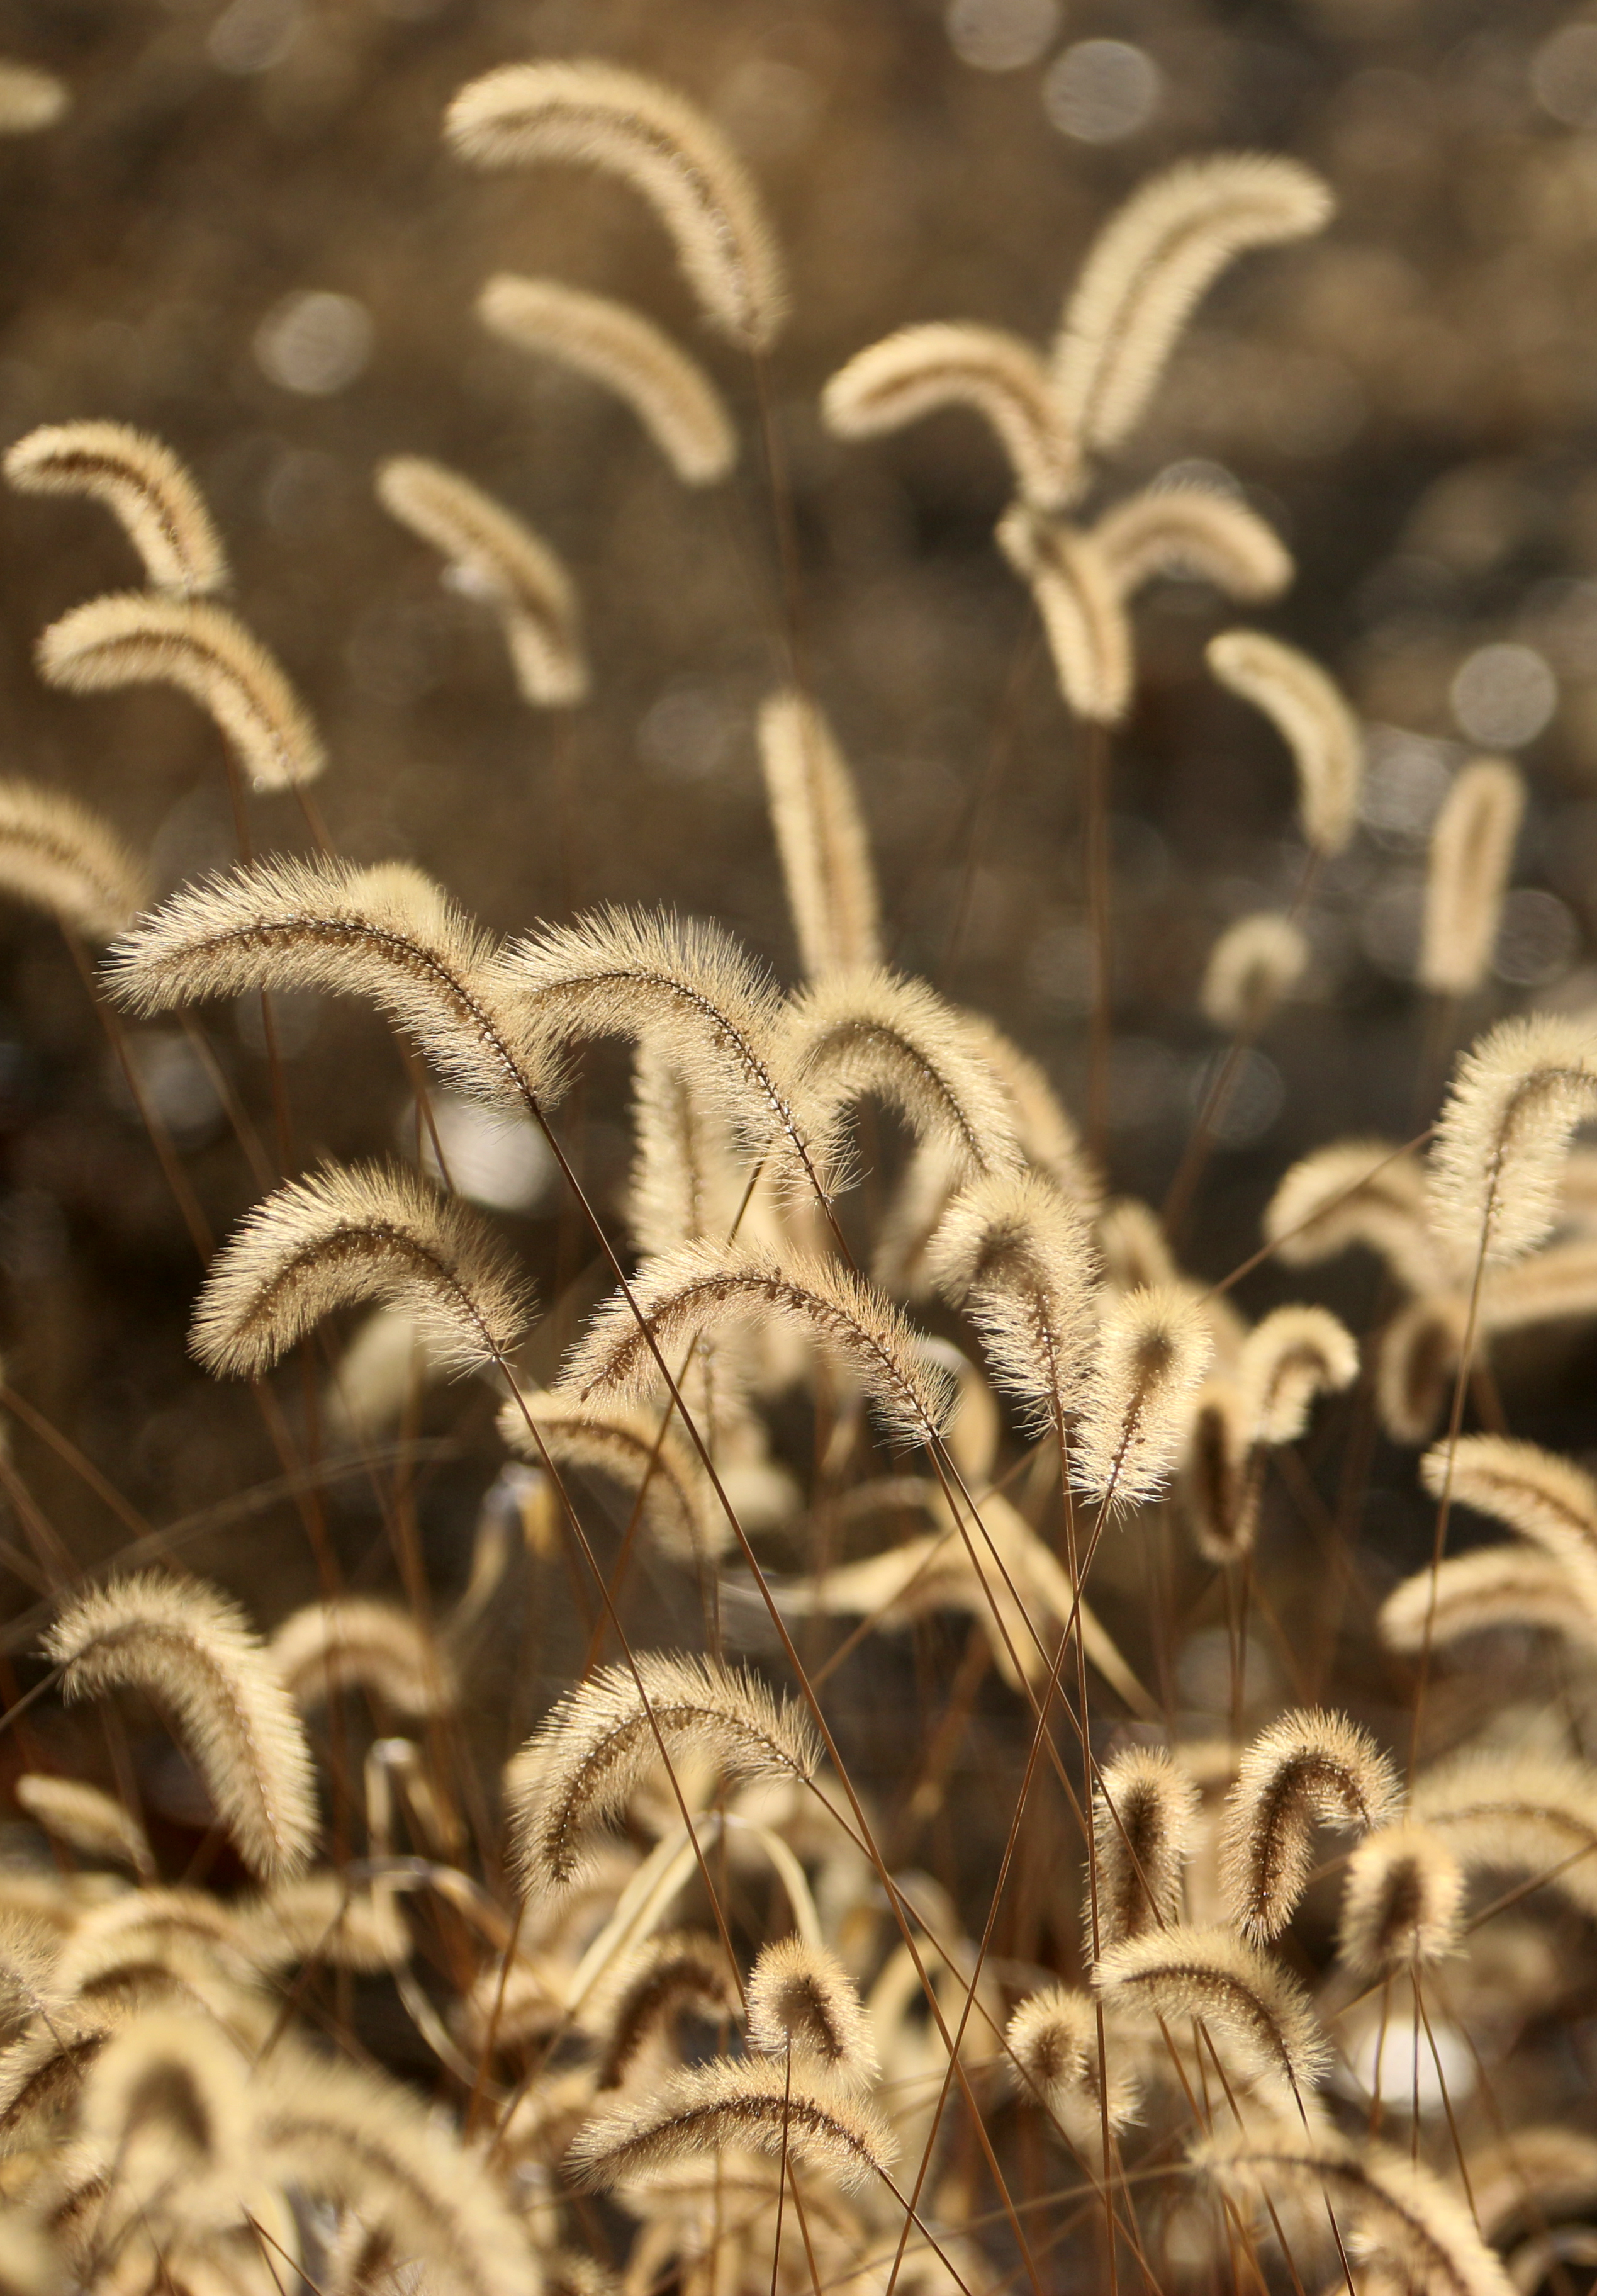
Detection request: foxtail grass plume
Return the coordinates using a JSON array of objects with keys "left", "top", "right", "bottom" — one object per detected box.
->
[
  {"left": 926, "top": 1169, "right": 1098, "bottom": 1435},
  {"left": 14, "top": 1775, "right": 150, "bottom": 1878},
  {"left": 996, "top": 506, "right": 1131, "bottom": 723},
  {"left": 1420, "top": 757, "right": 1525, "bottom": 997},
  {"left": 1006, "top": 1985, "right": 1140, "bottom": 2146},
  {"left": 1071, "top": 1283, "right": 1212, "bottom": 1509},
  {"left": 561, "top": 1239, "right": 956, "bottom": 1448},
  {"left": 478, "top": 273, "right": 736, "bottom": 484},
  {"left": 566, "top": 2056, "right": 895, "bottom": 2193},
  {"left": 746, "top": 1937, "right": 878, "bottom": 2088},
  {"left": 822, "top": 323, "right": 1080, "bottom": 509},
  {"left": 1336, "top": 1823, "right": 1465, "bottom": 1978},
  {"left": 507, "top": 1652, "right": 819, "bottom": 1891},
  {"left": 1201, "top": 912, "right": 1307, "bottom": 1033},
  {"left": 45, "top": 1573, "right": 316, "bottom": 1881},
  {"left": 1264, "top": 1137, "right": 1440, "bottom": 1295},
  {"left": 503, "top": 907, "right": 824, "bottom": 1195},
  {"left": 1092, "top": 1923, "right": 1329, "bottom": 2096},
  {"left": 1469, "top": 2130, "right": 1597, "bottom": 2247},
  {"left": 1180, "top": 1381, "right": 1253, "bottom": 1563},
  {"left": 1219, "top": 1709, "right": 1398, "bottom": 1942},
  {"left": 1092, "top": 1745, "right": 1199, "bottom": 1949},
  {"left": 1426, "top": 1015, "right": 1597, "bottom": 1268},
  {"left": 627, "top": 1047, "right": 746, "bottom": 1268},
  {"left": 5, "top": 422, "right": 227, "bottom": 597},
  {"left": 1421, "top": 1434, "right": 1597, "bottom": 1610},
  {"left": 1412, "top": 1750, "right": 1597, "bottom": 1920},
  {"left": 1196, "top": 2126, "right": 1515, "bottom": 2296},
  {"left": 79, "top": 2010, "right": 250, "bottom": 2224},
  {"left": 581, "top": 1930, "right": 739, "bottom": 2089},
  {"left": 106, "top": 853, "right": 564, "bottom": 1118},
  {"left": 0, "top": 781, "right": 149, "bottom": 943},
  {"left": 1379, "top": 1294, "right": 1471, "bottom": 1446},
  {"left": 1051, "top": 154, "right": 1333, "bottom": 451},
  {"left": 376, "top": 456, "right": 587, "bottom": 707},
  {"left": 1207, "top": 629, "right": 1363, "bottom": 855},
  {"left": 36, "top": 594, "right": 325, "bottom": 791},
  {"left": 0, "top": 61, "right": 67, "bottom": 133},
  {"left": 496, "top": 1388, "right": 722, "bottom": 1565},
  {"left": 1235, "top": 1304, "right": 1359, "bottom": 1449},
  {"left": 262, "top": 2052, "right": 535, "bottom": 2296},
  {"left": 1093, "top": 481, "right": 1292, "bottom": 603},
  {"left": 190, "top": 1161, "right": 530, "bottom": 1379},
  {"left": 967, "top": 1016, "right": 1102, "bottom": 1207},
  {"left": 446, "top": 60, "right": 786, "bottom": 349},
  {"left": 758, "top": 692, "right": 883, "bottom": 981},
  {"left": 782, "top": 967, "right": 1021, "bottom": 1183},
  {"left": 267, "top": 1598, "right": 454, "bottom": 1718},
  {"left": 245, "top": 1874, "right": 406, "bottom": 1974},
  {"left": 1378, "top": 1541, "right": 1597, "bottom": 1655}
]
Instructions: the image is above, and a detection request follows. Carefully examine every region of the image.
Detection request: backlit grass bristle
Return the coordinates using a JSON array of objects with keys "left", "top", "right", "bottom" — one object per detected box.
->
[
  {"left": 1092, "top": 1745, "right": 1199, "bottom": 1949},
  {"left": 267, "top": 1598, "right": 454, "bottom": 1718},
  {"left": 1006, "top": 1985, "right": 1141, "bottom": 2145},
  {"left": 566, "top": 2056, "right": 896, "bottom": 2194},
  {"left": 0, "top": 782, "right": 148, "bottom": 944},
  {"left": 758, "top": 691, "right": 883, "bottom": 982},
  {"left": 1071, "top": 1283, "right": 1213, "bottom": 1509},
  {"left": 1092, "top": 1923, "right": 1330, "bottom": 2097},
  {"left": 745, "top": 1937, "right": 878, "bottom": 2087},
  {"left": 4, "top": 421, "right": 227, "bottom": 597},
  {"left": 823, "top": 322, "right": 1081, "bottom": 509},
  {"left": 1420, "top": 757, "right": 1526, "bottom": 998},
  {"left": 1219, "top": 1708, "right": 1399, "bottom": 1942},
  {"left": 1336, "top": 1822, "right": 1465, "bottom": 1978},
  {"left": 1207, "top": 628, "right": 1363, "bottom": 855}
]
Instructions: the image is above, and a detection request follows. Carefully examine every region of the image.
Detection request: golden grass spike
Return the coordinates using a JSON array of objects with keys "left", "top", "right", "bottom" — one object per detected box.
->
[
  {"left": 375, "top": 455, "right": 586, "bottom": 707},
  {"left": 36, "top": 594, "right": 324, "bottom": 792},
  {"left": 1421, "top": 1434, "right": 1597, "bottom": 1608},
  {"left": 1052, "top": 154, "right": 1332, "bottom": 450},
  {"left": 782, "top": 966, "right": 1021, "bottom": 1184},
  {"left": 1411, "top": 1750, "right": 1597, "bottom": 1919},
  {"left": 14, "top": 1775, "right": 150, "bottom": 1878},
  {"left": 559, "top": 1239, "right": 956, "bottom": 1448},
  {"left": 261, "top": 2052, "right": 536, "bottom": 2296},
  {"left": 1336, "top": 1823, "right": 1465, "bottom": 1978},
  {"left": 963, "top": 1017, "right": 1101, "bottom": 1207},
  {"left": 746, "top": 1937, "right": 878, "bottom": 2088},
  {"left": 45, "top": 1573, "right": 316, "bottom": 1882},
  {"left": 1483, "top": 1235, "right": 1597, "bottom": 1331},
  {"left": 190, "top": 1161, "right": 530, "bottom": 1380},
  {"left": 1071, "top": 1283, "right": 1212, "bottom": 1510},
  {"left": 580, "top": 1929, "right": 739, "bottom": 2089},
  {"left": 1377, "top": 1541, "right": 1597, "bottom": 1653},
  {"left": 104, "top": 853, "right": 562, "bottom": 1118},
  {"left": 1219, "top": 1708, "right": 1399, "bottom": 1943},
  {"left": 1207, "top": 628, "right": 1362, "bottom": 855},
  {"left": 4, "top": 421, "right": 227, "bottom": 597},
  {"left": 1420, "top": 757, "right": 1525, "bottom": 997},
  {"left": 1007, "top": 1984, "right": 1140, "bottom": 2145},
  {"left": 1179, "top": 1380, "right": 1253, "bottom": 1563},
  {"left": 502, "top": 906, "right": 823, "bottom": 1195},
  {"left": 566, "top": 2056, "right": 895, "bottom": 2194},
  {"left": 478, "top": 273, "right": 736, "bottom": 485},
  {"left": 822, "top": 323, "right": 1081, "bottom": 509},
  {"left": 1094, "top": 482, "right": 1292, "bottom": 602},
  {"left": 267, "top": 1598, "right": 454, "bottom": 1718},
  {"left": 629, "top": 1042, "right": 749, "bottom": 1256},
  {"left": 79, "top": 2008, "right": 250, "bottom": 2224},
  {"left": 0, "top": 2006, "right": 119, "bottom": 2150},
  {"left": 0, "top": 1911, "right": 64, "bottom": 2043},
  {"left": 0, "top": 780, "right": 150, "bottom": 944},
  {"left": 1196, "top": 2125, "right": 1515, "bottom": 2296},
  {"left": 445, "top": 60, "right": 785, "bottom": 349},
  {"left": 995, "top": 505, "right": 1131, "bottom": 724},
  {"left": 758, "top": 691, "right": 883, "bottom": 982},
  {"left": 497, "top": 1390, "right": 722, "bottom": 1565},
  {"left": 1426, "top": 1015, "right": 1597, "bottom": 1268},
  {"left": 1234, "top": 1303, "right": 1359, "bottom": 1450},
  {"left": 507, "top": 1651, "right": 819, "bottom": 1893},
  {"left": 1469, "top": 2129, "right": 1597, "bottom": 2244},
  {"left": 1375, "top": 1292, "right": 1467, "bottom": 1446},
  {"left": 1092, "top": 1746, "right": 1199, "bottom": 1950},
  {"left": 242, "top": 1874, "right": 406, "bottom": 1974},
  {"left": 0, "top": 61, "right": 67, "bottom": 133},
  {"left": 926, "top": 1168, "right": 1098, "bottom": 1435},
  {"left": 1263, "top": 1137, "right": 1440, "bottom": 1293},
  {"left": 1200, "top": 911, "right": 1307, "bottom": 1033},
  {"left": 1092, "top": 1923, "right": 1328, "bottom": 2096}
]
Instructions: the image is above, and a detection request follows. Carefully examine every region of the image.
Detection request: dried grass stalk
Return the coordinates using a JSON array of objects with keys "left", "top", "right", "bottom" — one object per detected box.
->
[
  {"left": 926, "top": 1168, "right": 1098, "bottom": 1435},
  {"left": 1051, "top": 155, "right": 1333, "bottom": 449},
  {"left": 1420, "top": 757, "right": 1525, "bottom": 997},
  {"left": 996, "top": 506, "right": 1131, "bottom": 723},
  {"left": 446, "top": 60, "right": 785, "bottom": 348},
  {"left": 1427, "top": 1016, "right": 1597, "bottom": 1268},
  {"left": 758, "top": 692, "right": 882, "bottom": 981},
  {"left": 36, "top": 594, "right": 324, "bottom": 791},
  {"left": 1094, "top": 482, "right": 1292, "bottom": 601},
  {"left": 267, "top": 1599, "right": 454, "bottom": 1718},
  {"left": 1208, "top": 629, "right": 1362, "bottom": 855},
  {"left": 4, "top": 421, "right": 227, "bottom": 596},
  {"left": 508, "top": 1652, "right": 819, "bottom": 1891},
  {"left": 1201, "top": 913, "right": 1307, "bottom": 1033},
  {"left": 1072, "top": 1283, "right": 1213, "bottom": 1509},
  {"left": 1336, "top": 1823, "right": 1465, "bottom": 1978},
  {"left": 478, "top": 273, "right": 736, "bottom": 484},
  {"left": 1219, "top": 1709, "right": 1399, "bottom": 1942},
  {"left": 746, "top": 1937, "right": 878, "bottom": 2088},
  {"left": 191, "top": 1161, "right": 528, "bottom": 1380},
  {"left": 14, "top": 1776, "right": 150, "bottom": 1877},
  {"left": 0, "top": 781, "right": 148, "bottom": 943},
  {"left": 566, "top": 2056, "right": 895, "bottom": 2194},
  {"left": 822, "top": 323, "right": 1080, "bottom": 508},
  {"left": 376, "top": 455, "right": 587, "bottom": 707},
  {"left": 45, "top": 1574, "right": 317, "bottom": 1881},
  {"left": 1093, "top": 1923, "right": 1329, "bottom": 2095},
  {"left": 1092, "top": 1746, "right": 1199, "bottom": 1949}
]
